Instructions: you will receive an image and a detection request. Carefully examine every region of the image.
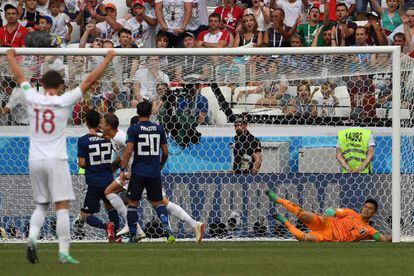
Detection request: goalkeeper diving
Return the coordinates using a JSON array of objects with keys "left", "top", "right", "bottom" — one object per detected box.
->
[{"left": 266, "top": 190, "right": 392, "bottom": 242}]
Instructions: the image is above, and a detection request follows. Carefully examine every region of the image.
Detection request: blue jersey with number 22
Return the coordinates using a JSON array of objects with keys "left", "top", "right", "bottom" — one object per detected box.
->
[
  {"left": 77, "top": 134, "right": 114, "bottom": 187},
  {"left": 127, "top": 121, "right": 167, "bottom": 177}
]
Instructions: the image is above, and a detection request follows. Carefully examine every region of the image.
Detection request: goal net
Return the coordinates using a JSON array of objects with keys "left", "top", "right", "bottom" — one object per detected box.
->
[{"left": 0, "top": 47, "right": 412, "bottom": 242}]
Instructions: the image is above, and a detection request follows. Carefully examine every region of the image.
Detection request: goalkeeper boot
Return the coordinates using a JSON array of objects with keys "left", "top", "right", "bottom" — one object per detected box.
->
[
  {"left": 265, "top": 190, "right": 280, "bottom": 203},
  {"left": 59, "top": 253, "right": 80, "bottom": 264},
  {"left": 273, "top": 213, "right": 288, "bottom": 224},
  {"left": 193, "top": 222, "right": 205, "bottom": 243},
  {"left": 26, "top": 237, "right": 38, "bottom": 264},
  {"left": 165, "top": 228, "right": 176, "bottom": 243}
]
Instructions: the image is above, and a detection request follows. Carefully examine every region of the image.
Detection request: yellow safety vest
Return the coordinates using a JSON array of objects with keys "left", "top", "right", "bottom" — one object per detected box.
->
[
  {"left": 78, "top": 167, "right": 85, "bottom": 175},
  {"left": 338, "top": 127, "right": 372, "bottom": 173}
]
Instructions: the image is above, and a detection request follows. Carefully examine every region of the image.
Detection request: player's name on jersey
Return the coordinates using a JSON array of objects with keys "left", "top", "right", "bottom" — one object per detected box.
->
[
  {"left": 140, "top": 125, "right": 157, "bottom": 132},
  {"left": 88, "top": 136, "right": 106, "bottom": 142}
]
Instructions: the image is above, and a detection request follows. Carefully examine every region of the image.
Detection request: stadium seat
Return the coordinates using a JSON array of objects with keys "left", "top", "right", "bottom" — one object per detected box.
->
[
  {"left": 335, "top": 107, "right": 351, "bottom": 117},
  {"left": 68, "top": 22, "right": 80, "bottom": 44},
  {"left": 287, "top": 86, "right": 297, "bottom": 97},
  {"left": 114, "top": 108, "right": 137, "bottom": 125},
  {"left": 376, "top": 108, "right": 411, "bottom": 119},
  {"left": 244, "top": 94, "right": 264, "bottom": 111},
  {"left": 335, "top": 86, "right": 351, "bottom": 107}
]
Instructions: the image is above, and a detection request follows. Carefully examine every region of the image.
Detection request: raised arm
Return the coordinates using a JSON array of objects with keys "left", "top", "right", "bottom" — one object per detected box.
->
[
  {"left": 368, "top": 0, "right": 384, "bottom": 15},
  {"left": 6, "top": 49, "right": 27, "bottom": 84},
  {"left": 79, "top": 50, "right": 116, "bottom": 93}
]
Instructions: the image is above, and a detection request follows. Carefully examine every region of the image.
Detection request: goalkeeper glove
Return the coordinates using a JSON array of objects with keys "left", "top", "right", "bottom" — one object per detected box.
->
[{"left": 324, "top": 208, "right": 336, "bottom": 217}]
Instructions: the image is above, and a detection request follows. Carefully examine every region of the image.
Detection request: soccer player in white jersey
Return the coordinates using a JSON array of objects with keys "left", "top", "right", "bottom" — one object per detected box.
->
[
  {"left": 6, "top": 49, "right": 116, "bottom": 264},
  {"left": 101, "top": 114, "right": 205, "bottom": 242}
]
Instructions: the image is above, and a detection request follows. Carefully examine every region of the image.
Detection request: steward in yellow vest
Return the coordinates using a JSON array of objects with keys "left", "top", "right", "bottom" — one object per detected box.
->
[{"left": 336, "top": 127, "right": 374, "bottom": 173}]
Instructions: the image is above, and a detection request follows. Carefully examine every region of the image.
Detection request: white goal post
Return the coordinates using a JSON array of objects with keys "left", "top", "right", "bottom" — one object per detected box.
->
[{"left": 0, "top": 46, "right": 409, "bottom": 242}]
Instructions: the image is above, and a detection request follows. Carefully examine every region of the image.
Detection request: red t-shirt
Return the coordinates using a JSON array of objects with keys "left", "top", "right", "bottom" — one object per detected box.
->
[
  {"left": 328, "top": 0, "right": 337, "bottom": 22},
  {"left": 197, "top": 29, "right": 231, "bottom": 46},
  {"left": 213, "top": 6, "right": 244, "bottom": 34},
  {"left": 0, "top": 24, "right": 28, "bottom": 47}
]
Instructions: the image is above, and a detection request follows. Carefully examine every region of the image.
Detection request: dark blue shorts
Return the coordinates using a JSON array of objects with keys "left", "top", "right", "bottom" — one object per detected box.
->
[
  {"left": 127, "top": 174, "right": 162, "bottom": 202},
  {"left": 81, "top": 185, "right": 110, "bottom": 214}
]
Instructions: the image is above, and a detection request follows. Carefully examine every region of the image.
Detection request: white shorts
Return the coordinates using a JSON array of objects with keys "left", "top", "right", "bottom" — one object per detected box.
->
[{"left": 29, "top": 159, "right": 75, "bottom": 204}]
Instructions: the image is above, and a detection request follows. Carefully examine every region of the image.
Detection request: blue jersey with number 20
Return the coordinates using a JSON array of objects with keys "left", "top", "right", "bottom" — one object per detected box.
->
[
  {"left": 127, "top": 121, "right": 167, "bottom": 177},
  {"left": 77, "top": 134, "right": 114, "bottom": 187}
]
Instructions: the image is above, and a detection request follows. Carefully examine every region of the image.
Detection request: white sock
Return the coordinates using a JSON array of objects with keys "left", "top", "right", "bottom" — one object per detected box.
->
[
  {"left": 166, "top": 202, "right": 198, "bottom": 228},
  {"left": 106, "top": 193, "right": 127, "bottom": 224},
  {"left": 56, "top": 209, "right": 70, "bottom": 255},
  {"left": 29, "top": 203, "right": 49, "bottom": 242}
]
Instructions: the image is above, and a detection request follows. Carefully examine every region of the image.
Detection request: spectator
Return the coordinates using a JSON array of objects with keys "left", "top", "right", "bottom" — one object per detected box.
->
[
  {"left": 0, "top": 78, "right": 27, "bottom": 125},
  {"left": 336, "top": 127, "right": 375, "bottom": 173},
  {"left": 36, "top": 0, "right": 49, "bottom": 14},
  {"left": 36, "top": 15, "right": 64, "bottom": 47},
  {"left": 48, "top": 0, "right": 72, "bottom": 45},
  {"left": 63, "top": 0, "right": 80, "bottom": 21},
  {"left": 125, "top": 0, "right": 157, "bottom": 48},
  {"left": 214, "top": 0, "right": 244, "bottom": 35},
  {"left": 389, "top": 7, "right": 414, "bottom": 44},
  {"left": 312, "top": 81, "right": 339, "bottom": 117},
  {"left": 364, "top": 11, "right": 387, "bottom": 45},
  {"left": 18, "top": 0, "right": 41, "bottom": 30},
  {"left": 369, "top": 0, "right": 402, "bottom": 35},
  {"left": 187, "top": 0, "right": 209, "bottom": 37},
  {"left": 284, "top": 83, "right": 318, "bottom": 118},
  {"left": 79, "top": 23, "right": 102, "bottom": 48},
  {"left": 392, "top": 32, "right": 413, "bottom": 54},
  {"left": 244, "top": 0, "right": 271, "bottom": 32},
  {"left": 89, "top": 3, "right": 125, "bottom": 46},
  {"left": 263, "top": 8, "right": 293, "bottom": 47},
  {"left": 75, "top": 0, "right": 106, "bottom": 36},
  {"left": 155, "top": 0, "right": 193, "bottom": 47},
  {"left": 297, "top": 5, "right": 323, "bottom": 46},
  {"left": 311, "top": 25, "right": 333, "bottom": 46},
  {"left": 176, "top": 82, "right": 209, "bottom": 125},
  {"left": 330, "top": 3, "right": 357, "bottom": 46},
  {"left": 355, "top": 0, "right": 381, "bottom": 21},
  {"left": 274, "top": 0, "right": 307, "bottom": 28},
  {"left": 175, "top": 32, "right": 205, "bottom": 82},
  {"left": 197, "top": 13, "right": 232, "bottom": 48},
  {"left": 0, "top": 4, "right": 28, "bottom": 47},
  {"left": 116, "top": 28, "right": 137, "bottom": 48},
  {"left": 132, "top": 56, "right": 170, "bottom": 107},
  {"left": 347, "top": 75, "right": 377, "bottom": 119},
  {"left": 232, "top": 115, "right": 262, "bottom": 174},
  {"left": 232, "top": 14, "right": 263, "bottom": 47}
]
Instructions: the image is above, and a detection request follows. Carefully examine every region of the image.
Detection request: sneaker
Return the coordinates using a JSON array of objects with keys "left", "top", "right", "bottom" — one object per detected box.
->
[
  {"left": 193, "top": 222, "right": 205, "bottom": 243},
  {"left": 59, "top": 253, "right": 80, "bottom": 264},
  {"left": 273, "top": 213, "right": 288, "bottom": 224},
  {"left": 116, "top": 225, "right": 129, "bottom": 236},
  {"left": 106, "top": 221, "right": 115, "bottom": 242},
  {"left": 265, "top": 190, "right": 280, "bottom": 202},
  {"left": 26, "top": 238, "right": 38, "bottom": 264}
]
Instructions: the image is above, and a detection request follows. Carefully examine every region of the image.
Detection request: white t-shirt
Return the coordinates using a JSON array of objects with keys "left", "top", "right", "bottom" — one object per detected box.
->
[
  {"left": 6, "top": 88, "right": 28, "bottom": 125},
  {"left": 388, "top": 24, "right": 414, "bottom": 43},
  {"left": 20, "top": 82, "right": 83, "bottom": 161},
  {"left": 49, "top": 13, "right": 70, "bottom": 38},
  {"left": 125, "top": 16, "right": 156, "bottom": 48},
  {"left": 155, "top": 0, "right": 193, "bottom": 32},
  {"left": 187, "top": 0, "right": 208, "bottom": 31},
  {"left": 276, "top": 0, "right": 306, "bottom": 27},
  {"left": 36, "top": 0, "right": 50, "bottom": 15},
  {"left": 133, "top": 68, "right": 170, "bottom": 100},
  {"left": 246, "top": 7, "right": 271, "bottom": 32},
  {"left": 96, "top": 18, "right": 126, "bottom": 46}
]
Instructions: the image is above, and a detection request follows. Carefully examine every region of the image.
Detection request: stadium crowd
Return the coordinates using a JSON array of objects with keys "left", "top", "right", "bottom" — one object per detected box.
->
[{"left": 0, "top": 0, "right": 413, "bottom": 125}]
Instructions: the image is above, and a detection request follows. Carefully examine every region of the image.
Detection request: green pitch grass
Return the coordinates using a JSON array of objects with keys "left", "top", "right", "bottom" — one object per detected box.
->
[{"left": 1, "top": 242, "right": 413, "bottom": 276}]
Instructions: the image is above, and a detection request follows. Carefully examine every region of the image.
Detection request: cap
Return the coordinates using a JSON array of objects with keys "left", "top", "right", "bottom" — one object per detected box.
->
[
  {"left": 183, "top": 32, "right": 195, "bottom": 40},
  {"left": 41, "top": 15, "right": 53, "bottom": 25},
  {"left": 4, "top": 4, "right": 17, "bottom": 12},
  {"left": 105, "top": 3, "right": 117, "bottom": 10},
  {"left": 132, "top": 0, "right": 145, "bottom": 7},
  {"left": 367, "top": 11, "right": 379, "bottom": 18}
]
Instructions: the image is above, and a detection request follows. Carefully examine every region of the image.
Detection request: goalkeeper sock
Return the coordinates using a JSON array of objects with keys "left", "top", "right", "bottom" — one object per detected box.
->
[
  {"left": 278, "top": 199, "right": 304, "bottom": 218},
  {"left": 127, "top": 206, "right": 138, "bottom": 237},
  {"left": 28, "top": 203, "right": 49, "bottom": 242},
  {"left": 56, "top": 209, "right": 70, "bottom": 255},
  {"left": 155, "top": 204, "right": 172, "bottom": 232},
  {"left": 85, "top": 215, "right": 106, "bottom": 230},
  {"left": 107, "top": 209, "right": 120, "bottom": 232},
  {"left": 284, "top": 220, "right": 306, "bottom": 241},
  {"left": 106, "top": 193, "right": 127, "bottom": 225},
  {"left": 166, "top": 202, "right": 198, "bottom": 228}
]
